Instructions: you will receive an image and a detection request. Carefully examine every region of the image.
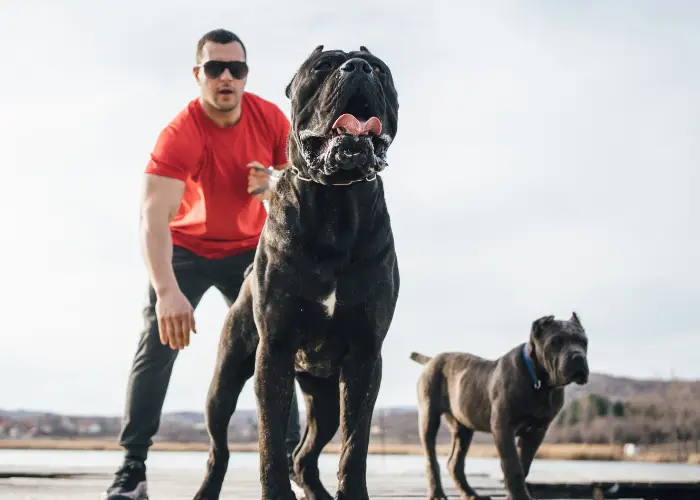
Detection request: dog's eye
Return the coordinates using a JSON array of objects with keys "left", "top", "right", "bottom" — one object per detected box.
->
[
  {"left": 314, "top": 61, "right": 332, "bottom": 71},
  {"left": 373, "top": 64, "right": 384, "bottom": 74}
]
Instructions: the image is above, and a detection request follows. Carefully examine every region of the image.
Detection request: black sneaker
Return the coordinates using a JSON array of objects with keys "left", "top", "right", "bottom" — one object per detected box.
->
[{"left": 100, "top": 458, "right": 148, "bottom": 500}]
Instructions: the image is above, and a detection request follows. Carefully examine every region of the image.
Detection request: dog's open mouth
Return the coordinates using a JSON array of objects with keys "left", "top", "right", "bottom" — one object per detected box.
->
[
  {"left": 298, "top": 92, "right": 390, "bottom": 183},
  {"left": 329, "top": 94, "right": 382, "bottom": 137}
]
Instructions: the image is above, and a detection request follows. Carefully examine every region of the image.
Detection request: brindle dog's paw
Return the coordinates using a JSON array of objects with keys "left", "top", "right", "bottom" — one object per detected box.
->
[{"left": 505, "top": 494, "right": 535, "bottom": 500}]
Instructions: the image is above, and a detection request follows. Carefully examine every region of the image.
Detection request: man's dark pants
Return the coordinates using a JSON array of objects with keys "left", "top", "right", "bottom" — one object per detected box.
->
[{"left": 118, "top": 245, "right": 301, "bottom": 463}]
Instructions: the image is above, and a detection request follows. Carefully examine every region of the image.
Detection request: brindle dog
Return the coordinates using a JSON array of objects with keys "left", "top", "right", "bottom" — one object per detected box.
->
[
  {"left": 193, "top": 45, "right": 400, "bottom": 500},
  {"left": 410, "top": 313, "right": 589, "bottom": 500}
]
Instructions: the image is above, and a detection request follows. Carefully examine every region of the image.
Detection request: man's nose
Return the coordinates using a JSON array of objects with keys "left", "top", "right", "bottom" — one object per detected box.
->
[{"left": 340, "top": 58, "right": 372, "bottom": 75}]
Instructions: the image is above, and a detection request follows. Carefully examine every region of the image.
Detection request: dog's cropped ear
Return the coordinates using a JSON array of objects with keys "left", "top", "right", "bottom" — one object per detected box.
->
[
  {"left": 360, "top": 45, "right": 371, "bottom": 54},
  {"left": 531, "top": 315, "right": 555, "bottom": 339},
  {"left": 312, "top": 44, "right": 324, "bottom": 55},
  {"left": 570, "top": 311, "right": 582, "bottom": 328},
  {"left": 285, "top": 78, "right": 294, "bottom": 99}
]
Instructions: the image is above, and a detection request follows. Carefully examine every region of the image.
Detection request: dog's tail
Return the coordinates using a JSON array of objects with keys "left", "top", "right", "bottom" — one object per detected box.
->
[{"left": 409, "top": 351, "right": 432, "bottom": 365}]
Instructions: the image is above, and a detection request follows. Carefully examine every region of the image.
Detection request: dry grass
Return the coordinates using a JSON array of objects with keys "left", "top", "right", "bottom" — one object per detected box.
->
[{"left": 1, "top": 438, "right": 695, "bottom": 463}]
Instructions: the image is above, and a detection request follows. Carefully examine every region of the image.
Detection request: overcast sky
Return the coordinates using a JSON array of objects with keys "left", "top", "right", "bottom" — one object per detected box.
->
[{"left": 1, "top": 0, "right": 698, "bottom": 416}]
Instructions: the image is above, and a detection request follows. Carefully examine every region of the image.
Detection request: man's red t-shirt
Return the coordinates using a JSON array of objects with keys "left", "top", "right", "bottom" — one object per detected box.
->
[{"left": 144, "top": 92, "right": 290, "bottom": 259}]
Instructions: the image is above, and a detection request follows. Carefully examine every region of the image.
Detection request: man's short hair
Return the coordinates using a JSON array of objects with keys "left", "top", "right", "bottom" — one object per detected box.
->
[{"left": 196, "top": 29, "right": 247, "bottom": 63}]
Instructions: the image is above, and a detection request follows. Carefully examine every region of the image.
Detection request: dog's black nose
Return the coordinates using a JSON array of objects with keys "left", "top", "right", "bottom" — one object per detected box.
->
[{"left": 341, "top": 58, "right": 373, "bottom": 75}]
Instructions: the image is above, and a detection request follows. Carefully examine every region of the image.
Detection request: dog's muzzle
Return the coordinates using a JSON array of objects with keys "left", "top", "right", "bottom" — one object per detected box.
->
[{"left": 565, "top": 352, "right": 589, "bottom": 385}]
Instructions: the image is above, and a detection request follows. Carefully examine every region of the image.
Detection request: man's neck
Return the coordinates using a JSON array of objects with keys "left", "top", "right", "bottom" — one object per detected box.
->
[{"left": 200, "top": 97, "right": 242, "bottom": 128}]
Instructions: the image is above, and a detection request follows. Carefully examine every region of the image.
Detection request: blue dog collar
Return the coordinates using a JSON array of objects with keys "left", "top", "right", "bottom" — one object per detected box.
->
[{"left": 522, "top": 344, "right": 542, "bottom": 390}]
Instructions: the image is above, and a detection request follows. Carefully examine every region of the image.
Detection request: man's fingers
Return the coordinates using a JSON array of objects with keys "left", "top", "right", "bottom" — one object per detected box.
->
[
  {"left": 158, "top": 317, "right": 169, "bottom": 345},
  {"left": 249, "top": 185, "right": 269, "bottom": 195},
  {"left": 161, "top": 316, "right": 179, "bottom": 349},
  {"left": 179, "top": 315, "right": 191, "bottom": 347},
  {"left": 172, "top": 318, "right": 185, "bottom": 349},
  {"left": 190, "top": 313, "right": 197, "bottom": 335},
  {"left": 248, "top": 163, "right": 271, "bottom": 175}
]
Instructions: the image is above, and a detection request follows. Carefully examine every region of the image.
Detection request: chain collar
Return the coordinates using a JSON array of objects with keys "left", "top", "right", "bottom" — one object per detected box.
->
[{"left": 289, "top": 166, "right": 376, "bottom": 186}]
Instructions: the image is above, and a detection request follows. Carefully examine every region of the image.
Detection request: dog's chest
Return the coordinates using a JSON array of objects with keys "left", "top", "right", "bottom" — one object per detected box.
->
[{"left": 516, "top": 389, "right": 564, "bottom": 431}]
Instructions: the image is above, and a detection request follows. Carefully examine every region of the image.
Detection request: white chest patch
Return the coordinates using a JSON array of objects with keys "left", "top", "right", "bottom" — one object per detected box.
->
[{"left": 321, "top": 289, "right": 337, "bottom": 318}]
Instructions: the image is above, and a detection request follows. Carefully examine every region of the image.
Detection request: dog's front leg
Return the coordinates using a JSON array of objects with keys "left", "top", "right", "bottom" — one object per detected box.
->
[
  {"left": 517, "top": 426, "right": 547, "bottom": 479},
  {"left": 335, "top": 353, "right": 382, "bottom": 500},
  {"left": 491, "top": 409, "right": 533, "bottom": 500},
  {"left": 254, "top": 336, "right": 297, "bottom": 500}
]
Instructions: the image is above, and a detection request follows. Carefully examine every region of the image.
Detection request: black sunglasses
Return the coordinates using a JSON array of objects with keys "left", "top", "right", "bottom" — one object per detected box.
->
[{"left": 197, "top": 60, "right": 249, "bottom": 80}]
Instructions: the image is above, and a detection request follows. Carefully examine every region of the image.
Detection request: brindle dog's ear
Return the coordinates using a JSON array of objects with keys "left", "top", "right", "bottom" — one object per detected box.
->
[
  {"left": 360, "top": 45, "right": 371, "bottom": 54},
  {"left": 286, "top": 45, "right": 324, "bottom": 100},
  {"left": 570, "top": 311, "right": 582, "bottom": 328},
  {"left": 531, "top": 315, "right": 555, "bottom": 339}
]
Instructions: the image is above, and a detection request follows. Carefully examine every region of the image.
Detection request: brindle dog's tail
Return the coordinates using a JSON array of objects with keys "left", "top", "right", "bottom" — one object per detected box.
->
[{"left": 409, "top": 352, "right": 432, "bottom": 365}]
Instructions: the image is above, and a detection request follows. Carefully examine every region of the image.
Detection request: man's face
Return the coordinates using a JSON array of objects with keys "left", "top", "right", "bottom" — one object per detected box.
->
[{"left": 193, "top": 41, "right": 247, "bottom": 112}]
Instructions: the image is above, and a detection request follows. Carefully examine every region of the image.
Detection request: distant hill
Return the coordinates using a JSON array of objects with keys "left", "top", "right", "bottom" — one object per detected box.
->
[
  {"left": 3, "top": 372, "right": 698, "bottom": 422},
  {"left": 564, "top": 372, "right": 700, "bottom": 404},
  {"left": 2, "top": 372, "right": 698, "bottom": 448}
]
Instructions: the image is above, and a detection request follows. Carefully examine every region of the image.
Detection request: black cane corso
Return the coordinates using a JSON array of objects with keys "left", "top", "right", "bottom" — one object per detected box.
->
[
  {"left": 193, "top": 45, "right": 400, "bottom": 500},
  {"left": 410, "top": 313, "right": 589, "bottom": 500}
]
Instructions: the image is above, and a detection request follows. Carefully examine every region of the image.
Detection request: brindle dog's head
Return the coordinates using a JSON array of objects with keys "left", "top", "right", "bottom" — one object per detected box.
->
[
  {"left": 529, "top": 312, "right": 589, "bottom": 387},
  {"left": 284, "top": 45, "right": 399, "bottom": 185}
]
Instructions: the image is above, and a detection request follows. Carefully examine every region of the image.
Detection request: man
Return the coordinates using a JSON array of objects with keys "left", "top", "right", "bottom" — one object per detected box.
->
[{"left": 101, "top": 29, "right": 301, "bottom": 500}]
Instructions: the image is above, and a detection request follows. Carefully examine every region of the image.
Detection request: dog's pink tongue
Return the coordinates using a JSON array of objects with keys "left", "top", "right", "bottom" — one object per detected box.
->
[
  {"left": 360, "top": 116, "right": 382, "bottom": 135},
  {"left": 332, "top": 114, "right": 382, "bottom": 135}
]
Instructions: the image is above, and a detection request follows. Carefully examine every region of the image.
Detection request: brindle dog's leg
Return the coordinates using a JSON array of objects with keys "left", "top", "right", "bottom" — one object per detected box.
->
[
  {"left": 254, "top": 297, "right": 302, "bottom": 500},
  {"left": 193, "top": 305, "right": 257, "bottom": 500},
  {"left": 292, "top": 372, "right": 340, "bottom": 500},
  {"left": 255, "top": 346, "right": 297, "bottom": 499},
  {"left": 517, "top": 426, "right": 547, "bottom": 494},
  {"left": 491, "top": 408, "right": 533, "bottom": 500},
  {"left": 418, "top": 404, "right": 446, "bottom": 499},
  {"left": 335, "top": 354, "right": 382, "bottom": 500},
  {"left": 443, "top": 415, "right": 490, "bottom": 500}
]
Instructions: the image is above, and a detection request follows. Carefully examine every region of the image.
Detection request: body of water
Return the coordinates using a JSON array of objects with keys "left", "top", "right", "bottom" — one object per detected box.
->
[{"left": 1, "top": 449, "right": 699, "bottom": 482}]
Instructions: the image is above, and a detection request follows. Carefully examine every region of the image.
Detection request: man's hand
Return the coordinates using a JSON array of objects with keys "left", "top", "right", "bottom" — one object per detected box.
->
[
  {"left": 155, "top": 288, "right": 196, "bottom": 350},
  {"left": 247, "top": 161, "right": 272, "bottom": 201}
]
